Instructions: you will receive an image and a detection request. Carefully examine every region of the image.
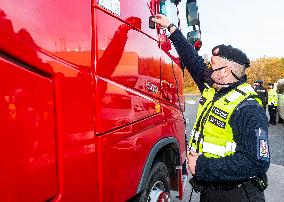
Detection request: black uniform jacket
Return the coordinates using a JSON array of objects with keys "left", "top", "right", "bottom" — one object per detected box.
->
[{"left": 169, "top": 29, "right": 270, "bottom": 182}]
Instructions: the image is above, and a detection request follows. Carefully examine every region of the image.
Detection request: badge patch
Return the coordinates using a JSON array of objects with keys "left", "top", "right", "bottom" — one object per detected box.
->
[
  {"left": 256, "top": 128, "right": 270, "bottom": 161},
  {"left": 259, "top": 139, "right": 269, "bottom": 158},
  {"left": 208, "top": 115, "right": 226, "bottom": 129},
  {"left": 212, "top": 106, "right": 229, "bottom": 119},
  {"left": 213, "top": 48, "right": 219, "bottom": 55}
]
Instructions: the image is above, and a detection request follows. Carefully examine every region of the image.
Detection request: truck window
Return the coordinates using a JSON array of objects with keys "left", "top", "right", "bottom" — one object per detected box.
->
[{"left": 160, "top": 0, "right": 179, "bottom": 32}]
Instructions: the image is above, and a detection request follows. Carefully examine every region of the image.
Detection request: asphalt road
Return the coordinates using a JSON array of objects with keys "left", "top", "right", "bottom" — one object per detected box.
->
[{"left": 171, "top": 94, "right": 284, "bottom": 202}]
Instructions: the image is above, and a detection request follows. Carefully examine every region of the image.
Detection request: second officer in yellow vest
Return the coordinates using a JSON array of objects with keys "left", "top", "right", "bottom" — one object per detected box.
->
[{"left": 267, "top": 83, "right": 278, "bottom": 125}]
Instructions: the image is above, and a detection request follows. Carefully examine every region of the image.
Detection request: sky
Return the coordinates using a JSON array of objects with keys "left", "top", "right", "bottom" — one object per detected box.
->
[{"left": 179, "top": 0, "right": 284, "bottom": 60}]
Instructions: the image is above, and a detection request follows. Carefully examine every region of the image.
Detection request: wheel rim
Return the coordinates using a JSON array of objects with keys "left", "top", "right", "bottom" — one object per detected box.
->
[{"left": 147, "top": 181, "right": 170, "bottom": 202}]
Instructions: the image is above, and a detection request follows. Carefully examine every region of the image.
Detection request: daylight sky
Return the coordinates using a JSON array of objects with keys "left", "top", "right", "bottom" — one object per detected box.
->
[{"left": 179, "top": 0, "right": 284, "bottom": 60}]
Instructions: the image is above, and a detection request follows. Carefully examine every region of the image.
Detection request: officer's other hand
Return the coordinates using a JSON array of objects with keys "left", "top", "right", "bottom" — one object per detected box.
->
[
  {"left": 188, "top": 151, "right": 200, "bottom": 175},
  {"left": 152, "top": 14, "right": 171, "bottom": 28}
]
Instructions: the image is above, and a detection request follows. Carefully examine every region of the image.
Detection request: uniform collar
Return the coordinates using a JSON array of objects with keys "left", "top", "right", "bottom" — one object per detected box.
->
[{"left": 214, "top": 76, "right": 247, "bottom": 101}]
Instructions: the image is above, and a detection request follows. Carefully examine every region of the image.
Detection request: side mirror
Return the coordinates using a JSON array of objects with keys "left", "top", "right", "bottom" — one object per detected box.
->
[
  {"left": 186, "top": 0, "right": 199, "bottom": 26},
  {"left": 187, "top": 30, "right": 202, "bottom": 51},
  {"left": 171, "top": 0, "right": 182, "bottom": 5}
]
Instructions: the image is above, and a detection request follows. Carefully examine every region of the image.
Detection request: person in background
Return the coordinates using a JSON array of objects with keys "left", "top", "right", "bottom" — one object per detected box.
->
[
  {"left": 267, "top": 82, "right": 278, "bottom": 125},
  {"left": 152, "top": 14, "right": 270, "bottom": 202},
  {"left": 253, "top": 80, "right": 268, "bottom": 111}
]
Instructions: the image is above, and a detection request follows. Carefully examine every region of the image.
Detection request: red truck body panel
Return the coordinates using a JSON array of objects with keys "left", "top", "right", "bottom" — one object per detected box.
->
[{"left": 0, "top": 0, "right": 186, "bottom": 201}]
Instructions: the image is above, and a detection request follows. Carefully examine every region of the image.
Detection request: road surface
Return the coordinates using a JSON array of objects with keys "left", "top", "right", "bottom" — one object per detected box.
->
[{"left": 171, "top": 94, "right": 284, "bottom": 202}]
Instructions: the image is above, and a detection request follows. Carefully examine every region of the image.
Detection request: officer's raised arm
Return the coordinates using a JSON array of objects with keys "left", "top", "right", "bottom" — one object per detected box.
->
[{"left": 152, "top": 14, "right": 206, "bottom": 92}]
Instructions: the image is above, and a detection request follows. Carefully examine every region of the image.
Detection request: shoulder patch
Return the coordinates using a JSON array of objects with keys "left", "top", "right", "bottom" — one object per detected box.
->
[
  {"left": 259, "top": 139, "right": 269, "bottom": 159},
  {"left": 256, "top": 128, "right": 270, "bottom": 162}
]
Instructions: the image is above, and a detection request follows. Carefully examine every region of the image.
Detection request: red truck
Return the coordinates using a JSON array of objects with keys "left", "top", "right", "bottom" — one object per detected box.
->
[{"left": 0, "top": 0, "right": 200, "bottom": 201}]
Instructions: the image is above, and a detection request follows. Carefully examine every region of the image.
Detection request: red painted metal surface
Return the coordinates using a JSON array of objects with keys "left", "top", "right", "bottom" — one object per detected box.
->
[
  {"left": 0, "top": 0, "right": 92, "bottom": 69},
  {"left": 0, "top": 0, "right": 186, "bottom": 201},
  {"left": 0, "top": 1, "right": 98, "bottom": 201},
  {"left": 95, "top": 7, "right": 161, "bottom": 134},
  {"left": 0, "top": 58, "right": 57, "bottom": 201}
]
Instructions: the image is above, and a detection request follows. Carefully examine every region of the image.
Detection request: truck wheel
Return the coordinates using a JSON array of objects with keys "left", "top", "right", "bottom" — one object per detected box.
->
[{"left": 139, "top": 162, "right": 170, "bottom": 202}]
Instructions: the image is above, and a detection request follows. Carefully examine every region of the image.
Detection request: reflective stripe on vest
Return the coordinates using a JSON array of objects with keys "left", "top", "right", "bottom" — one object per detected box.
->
[
  {"left": 189, "top": 83, "right": 262, "bottom": 158},
  {"left": 226, "top": 85, "right": 257, "bottom": 102},
  {"left": 202, "top": 141, "right": 237, "bottom": 157}
]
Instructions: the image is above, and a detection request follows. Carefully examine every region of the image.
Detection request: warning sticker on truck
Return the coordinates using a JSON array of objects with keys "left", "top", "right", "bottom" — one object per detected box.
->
[{"left": 98, "top": 0, "right": 120, "bottom": 16}]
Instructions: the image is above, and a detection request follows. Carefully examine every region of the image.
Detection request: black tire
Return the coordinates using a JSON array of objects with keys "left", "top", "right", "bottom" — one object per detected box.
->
[{"left": 139, "top": 162, "right": 170, "bottom": 202}]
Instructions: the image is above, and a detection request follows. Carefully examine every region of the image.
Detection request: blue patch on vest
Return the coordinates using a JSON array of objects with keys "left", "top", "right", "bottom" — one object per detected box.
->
[{"left": 256, "top": 128, "right": 270, "bottom": 162}]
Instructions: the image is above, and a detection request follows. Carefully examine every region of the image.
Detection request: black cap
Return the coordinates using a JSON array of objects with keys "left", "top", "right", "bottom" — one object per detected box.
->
[
  {"left": 254, "top": 80, "right": 264, "bottom": 84},
  {"left": 268, "top": 82, "right": 274, "bottom": 86},
  {"left": 212, "top": 44, "right": 250, "bottom": 68}
]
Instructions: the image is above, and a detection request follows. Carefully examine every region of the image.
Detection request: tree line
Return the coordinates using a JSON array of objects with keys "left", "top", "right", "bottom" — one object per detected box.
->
[{"left": 184, "top": 57, "right": 284, "bottom": 94}]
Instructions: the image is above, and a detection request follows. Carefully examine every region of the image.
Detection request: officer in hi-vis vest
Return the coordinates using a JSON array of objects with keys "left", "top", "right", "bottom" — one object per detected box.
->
[
  {"left": 152, "top": 15, "right": 270, "bottom": 202},
  {"left": 253, "top": 80, "right": 268, "bottom": 111},
  {"left": 267, "top": 83, "right": 277, "bottom": 125}
]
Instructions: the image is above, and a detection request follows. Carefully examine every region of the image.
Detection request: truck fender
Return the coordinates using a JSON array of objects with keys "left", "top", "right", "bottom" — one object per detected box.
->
[{"left": 136, "top": 137, "right": 180, "bottom": 194}]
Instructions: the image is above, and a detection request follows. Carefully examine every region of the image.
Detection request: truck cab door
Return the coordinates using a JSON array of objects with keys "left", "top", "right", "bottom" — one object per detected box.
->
[
  {"left": 158, "top": 0, "right": 185, "bottom": 110},
  {"left": 95, "top": 1, "right": 162, "bottom": 134},
  {"left": 0, "top": 57, "right": 57, "bottom": 201}
]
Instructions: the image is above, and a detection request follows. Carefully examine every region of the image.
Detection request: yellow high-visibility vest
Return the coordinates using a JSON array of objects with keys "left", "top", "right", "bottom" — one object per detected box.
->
[
  {"left": 268, "top": 89, "right": 278, "bottom": 106},
  {"left": 189, "top": 83, "right": 262, "bottom": 158}
]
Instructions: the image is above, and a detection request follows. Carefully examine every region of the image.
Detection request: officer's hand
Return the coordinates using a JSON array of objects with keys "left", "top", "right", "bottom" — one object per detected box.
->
[
  {"left": 151, "top": 14, "right": 171, "bottom": 28},
  {"left": 187, "top": 151, "right": 200, "bottom": 175}
]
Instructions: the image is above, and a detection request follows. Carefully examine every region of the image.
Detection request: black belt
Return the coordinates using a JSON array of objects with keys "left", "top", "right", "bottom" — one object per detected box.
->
[
  {"left": 190, "top": 176, "right": 267, "bottom": 193},
  {"left": 206, "top": 176, "right": 267, "bottom": 192},
  {"left": 206, "top": 181, "right": 245, "bottom": 191},
  {"left": 190, "top": 177, "right": 246, "bottom": 193}
]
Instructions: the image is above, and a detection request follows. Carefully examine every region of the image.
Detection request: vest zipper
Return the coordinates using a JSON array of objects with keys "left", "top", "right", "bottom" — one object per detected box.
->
[{"left": 191, "top": 100, "right": 213, "bottom": 152}]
